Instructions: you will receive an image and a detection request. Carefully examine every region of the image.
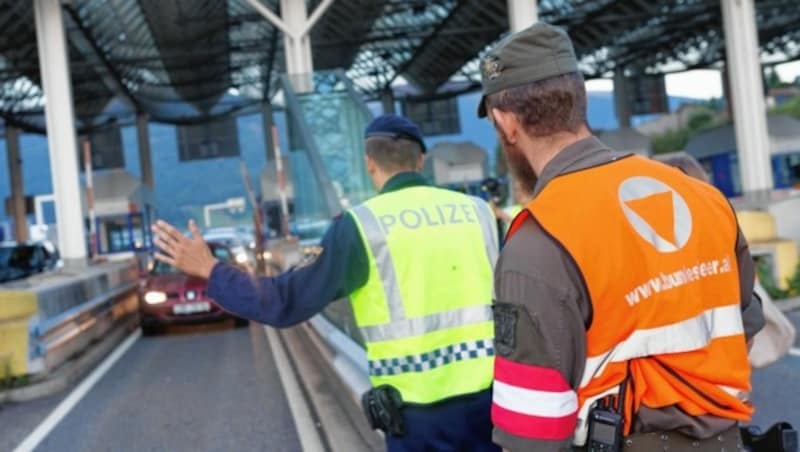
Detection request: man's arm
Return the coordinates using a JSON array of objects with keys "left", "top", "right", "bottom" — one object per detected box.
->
[
  {"left": 492, "top": 222, "right": 590, "bottom": 452},
  {"left": 153, "top": 214, "right": 368, "bottom": 328},
  {"left": 735, "top": 227, "right": 765, "bottom": 341}
]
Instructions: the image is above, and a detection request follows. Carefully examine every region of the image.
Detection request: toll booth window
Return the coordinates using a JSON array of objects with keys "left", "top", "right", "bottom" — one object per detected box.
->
[
  {"left": 130, "top": 214, "right": 146, "bottom": 250},
  {"left": 402, "top": 97, "right": 460, "bottom": 136},
  {"left": 97, "top": 213, "right": 149, "bottom": 254},
  {"left": 102, "top": 216, "right": 132, "bottom": 253}
]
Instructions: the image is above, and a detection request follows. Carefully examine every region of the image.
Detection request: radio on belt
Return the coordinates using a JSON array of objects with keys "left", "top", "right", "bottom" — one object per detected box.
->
[{"left": 587, "top": 407, "right": 624, "bottom": 452}]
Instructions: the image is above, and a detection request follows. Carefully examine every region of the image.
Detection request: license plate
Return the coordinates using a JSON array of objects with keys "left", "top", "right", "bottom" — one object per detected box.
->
[{"left": 173, "top": 302, "right": 211, "bottom": 315}]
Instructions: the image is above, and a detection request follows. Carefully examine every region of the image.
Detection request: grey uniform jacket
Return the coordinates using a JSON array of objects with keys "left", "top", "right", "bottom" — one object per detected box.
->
[{"left": 492, "top": 136, "right": 765, "bottom": 451}]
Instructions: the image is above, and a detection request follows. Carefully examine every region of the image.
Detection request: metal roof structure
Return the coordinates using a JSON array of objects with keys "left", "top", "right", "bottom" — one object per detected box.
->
[{"left": 2, "top": 0, "right": 800, "bottom": 133}]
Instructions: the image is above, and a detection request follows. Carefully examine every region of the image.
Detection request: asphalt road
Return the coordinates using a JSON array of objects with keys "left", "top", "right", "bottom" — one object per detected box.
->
[
  {"left": 2, "top": 312, "right": 799, "bottom": 452},
  {"left": 750, "top": 310, "right": 800, "bottom": 430},
  {"left": 0, "top": 322, "right": 302, "bottom": 452}
]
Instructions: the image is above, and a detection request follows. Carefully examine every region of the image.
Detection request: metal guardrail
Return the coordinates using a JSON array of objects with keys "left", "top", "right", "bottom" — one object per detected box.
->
[
  {"left": 34, "top": 281, "right": 137, "bottom": 339},
  {"left": 308, "top": 314, "right": 370, "bottom": 397},
  {"left": 32, "top": 281, "right": 138, "bottom": 369}
]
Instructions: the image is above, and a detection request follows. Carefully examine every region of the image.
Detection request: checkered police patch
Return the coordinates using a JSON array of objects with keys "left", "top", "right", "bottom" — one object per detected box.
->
[
  {"left": 493, "top": 303, "right": 517, "bottom": 357},
  {"left": 368, "top": 339, "right": 494, "bottom": 377}
]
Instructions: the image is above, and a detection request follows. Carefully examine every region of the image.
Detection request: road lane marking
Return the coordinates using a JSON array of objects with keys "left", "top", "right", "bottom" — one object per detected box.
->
[
  {"left": 263, "top": 326, "right": 326, "bottom": 452},
  {"left": 790, "top": 348, "right": 800, "bottom": 358},
  {"left": 13, "top": 330, "right": 141, "bottom": 452}
]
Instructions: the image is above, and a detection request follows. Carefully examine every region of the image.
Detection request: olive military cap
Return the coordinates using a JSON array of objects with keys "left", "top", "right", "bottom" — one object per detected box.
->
[{"left": 477, "top": 23, "right": 579, "bottom": 117}]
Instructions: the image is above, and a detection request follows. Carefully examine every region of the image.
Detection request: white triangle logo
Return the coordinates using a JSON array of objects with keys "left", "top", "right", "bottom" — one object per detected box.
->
[{"left": 618, "top": 177, "right": 692, "bottom": 253}]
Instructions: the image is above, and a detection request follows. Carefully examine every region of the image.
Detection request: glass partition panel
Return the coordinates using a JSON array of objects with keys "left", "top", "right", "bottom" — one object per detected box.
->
[
  {"left": 280, "top": 71, "right": 375, "bottom": 348},
  {"left": 281, "top": 71, "right": 375, "bottom": 224}
]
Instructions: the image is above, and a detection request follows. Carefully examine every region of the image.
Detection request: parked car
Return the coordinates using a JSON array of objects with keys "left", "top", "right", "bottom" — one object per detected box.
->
[
  {"left": 0, "top": 241, "right": 61, "bottom": 284},
  {"left": 138, "top": 242, "right": 248, "bottom": 335}
]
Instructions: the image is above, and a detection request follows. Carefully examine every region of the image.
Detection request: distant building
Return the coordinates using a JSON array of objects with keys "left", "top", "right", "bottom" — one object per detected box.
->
[
  {"left": 423, "top": 141, "right": 488, "bottom": 186},
  {"left": 685, "top": 114, "right": 800, "bottom": 196},
  {"left": 767, "top": 87, "right": 800, "bottom": 107},
  {"left": 636, "top": 104, "right": 714, "bottom": 136},
  {"left": 595, "top": 128, "right": 651, "bottom": 156}
]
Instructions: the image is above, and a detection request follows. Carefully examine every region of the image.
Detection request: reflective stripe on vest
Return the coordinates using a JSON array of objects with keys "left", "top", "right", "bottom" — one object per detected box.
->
[
  {"left": 579, "top": 304, "right": 744, "bottom": 388},
  {"left": 348, "top": 186, "right": 497, "bottom": 404},
  {"left": 515, "top": 155, "right": 751, "bottom": 445},
  {"left": 470, "top": 196, "right": 501, "bottom": 266}
]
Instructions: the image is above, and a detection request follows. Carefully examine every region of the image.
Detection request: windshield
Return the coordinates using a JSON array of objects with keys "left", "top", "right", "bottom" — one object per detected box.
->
[{"left": 151, "top": 259, "right": 182, "bottom": 275}]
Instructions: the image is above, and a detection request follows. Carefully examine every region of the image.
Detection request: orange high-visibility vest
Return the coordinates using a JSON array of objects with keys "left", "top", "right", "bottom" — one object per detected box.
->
[{"left": 519, "top": 155, "right": 752, "bottom": 442}]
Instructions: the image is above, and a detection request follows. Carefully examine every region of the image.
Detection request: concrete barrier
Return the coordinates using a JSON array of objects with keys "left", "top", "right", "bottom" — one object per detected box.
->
[
  {"left": 0, "top": 291, "right": 38, "bottom": 378},
  {"left": 0, "top": 260, "right": 139, "bottom": 379},
  {"left": 738, "top": 210, "right": 799, "bottom": 290}
]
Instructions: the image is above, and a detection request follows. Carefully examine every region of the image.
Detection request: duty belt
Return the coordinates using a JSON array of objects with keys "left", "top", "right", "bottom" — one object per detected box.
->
[{"left": 621, "top": 426, "right": 743, "bottom": 452}]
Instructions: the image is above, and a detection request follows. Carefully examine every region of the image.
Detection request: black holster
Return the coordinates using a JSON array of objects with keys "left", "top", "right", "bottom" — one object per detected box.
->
[
  {"left": 361, "top": 385, "right": 406, "bottom": 437},
  {"left": 741, "top": 422, "right": 798, "bottom": 452}
]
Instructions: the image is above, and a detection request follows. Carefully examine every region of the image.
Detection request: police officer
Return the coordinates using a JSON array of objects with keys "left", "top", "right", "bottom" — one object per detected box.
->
[
  {"left": 477, "top": 24, "right": 764, "bottom": 451},
  {"left": 152, "top": 115, "right": 500, "bottom": 452}
]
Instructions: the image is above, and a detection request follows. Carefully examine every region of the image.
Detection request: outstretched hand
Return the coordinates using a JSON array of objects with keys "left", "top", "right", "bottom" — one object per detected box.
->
[{"left": 151, "top": 219, "right": 218, "bottom": 279}]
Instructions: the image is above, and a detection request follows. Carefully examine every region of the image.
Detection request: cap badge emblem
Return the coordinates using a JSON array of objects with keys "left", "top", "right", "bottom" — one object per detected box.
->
[{"left": 482, "top": 56, "right": 502, "bottom": 80}]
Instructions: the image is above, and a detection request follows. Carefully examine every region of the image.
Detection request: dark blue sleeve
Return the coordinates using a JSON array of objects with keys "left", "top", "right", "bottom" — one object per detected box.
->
[{"left": 206, "top": 213, "right": 368, "bottom": 327}]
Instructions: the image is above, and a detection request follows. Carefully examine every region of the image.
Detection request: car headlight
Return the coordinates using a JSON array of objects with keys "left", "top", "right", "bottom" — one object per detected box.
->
[
  {"left": 144, "top": 291, "right": 167, "bottom": 304},
  {"left": 235, "top": 253, "right": 249, "bottom": 264}
]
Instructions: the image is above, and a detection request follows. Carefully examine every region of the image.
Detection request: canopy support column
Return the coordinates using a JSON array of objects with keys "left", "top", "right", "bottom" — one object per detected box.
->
[
  {"left": 614, "top": 68, "right": 633, "bottom": 129},
  {"left": 381, "top": 90, "right": 396, "bottom": 115},
  {"left": 246, "top": 0, "right": 335, "bottom": 91},
  {"left": 721, "top": 0, "right": 773, "bottom": 193},
  {"left": 34, "top": 0, "right": 86, "bottom": 262},
  {"left": 507, "top": 0, "right": 538, "bottom": 33},
  {"left": 5, "top": 124, "right": 28, "bottom": 242},
  {"left": 262, "top": 102, "right": 275, "bottom": 161},
  {"left": 137, "top": 114, "right": 153, "bottom": 189}
]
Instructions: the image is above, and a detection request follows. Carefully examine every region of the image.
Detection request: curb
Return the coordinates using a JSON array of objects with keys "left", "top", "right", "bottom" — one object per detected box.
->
[
  {"left": 778, "top": 297, "right": 800, "bottom": 313},
  {"left": 0, "top": 315, "right": 138, "bottom": 403},
  {"left": 282, "top": 324, "right": 383, "bottom": 451}
]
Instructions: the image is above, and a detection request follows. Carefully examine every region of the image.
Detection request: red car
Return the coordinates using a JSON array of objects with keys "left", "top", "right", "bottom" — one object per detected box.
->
[{"left": 139, "top": 242, "right": 248, "bottom": 335}]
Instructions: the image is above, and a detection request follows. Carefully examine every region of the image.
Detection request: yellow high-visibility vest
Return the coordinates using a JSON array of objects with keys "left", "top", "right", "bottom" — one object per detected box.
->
[{"left": 348, "top": 185, "right": 498, "bottom": 404}]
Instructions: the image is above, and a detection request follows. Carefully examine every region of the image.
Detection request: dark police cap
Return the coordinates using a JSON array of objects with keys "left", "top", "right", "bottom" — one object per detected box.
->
[
  {"left": 364, "top": 114, "right": 426, "bottom": 153},
  {"left": 477, "top": 23, "right": 578, "bottom": 118}
]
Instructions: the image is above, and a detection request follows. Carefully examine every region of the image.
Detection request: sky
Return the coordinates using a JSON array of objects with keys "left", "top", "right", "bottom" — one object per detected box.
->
[{"left": 585, "top": 60, "right": 800, "bottom": 99}]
